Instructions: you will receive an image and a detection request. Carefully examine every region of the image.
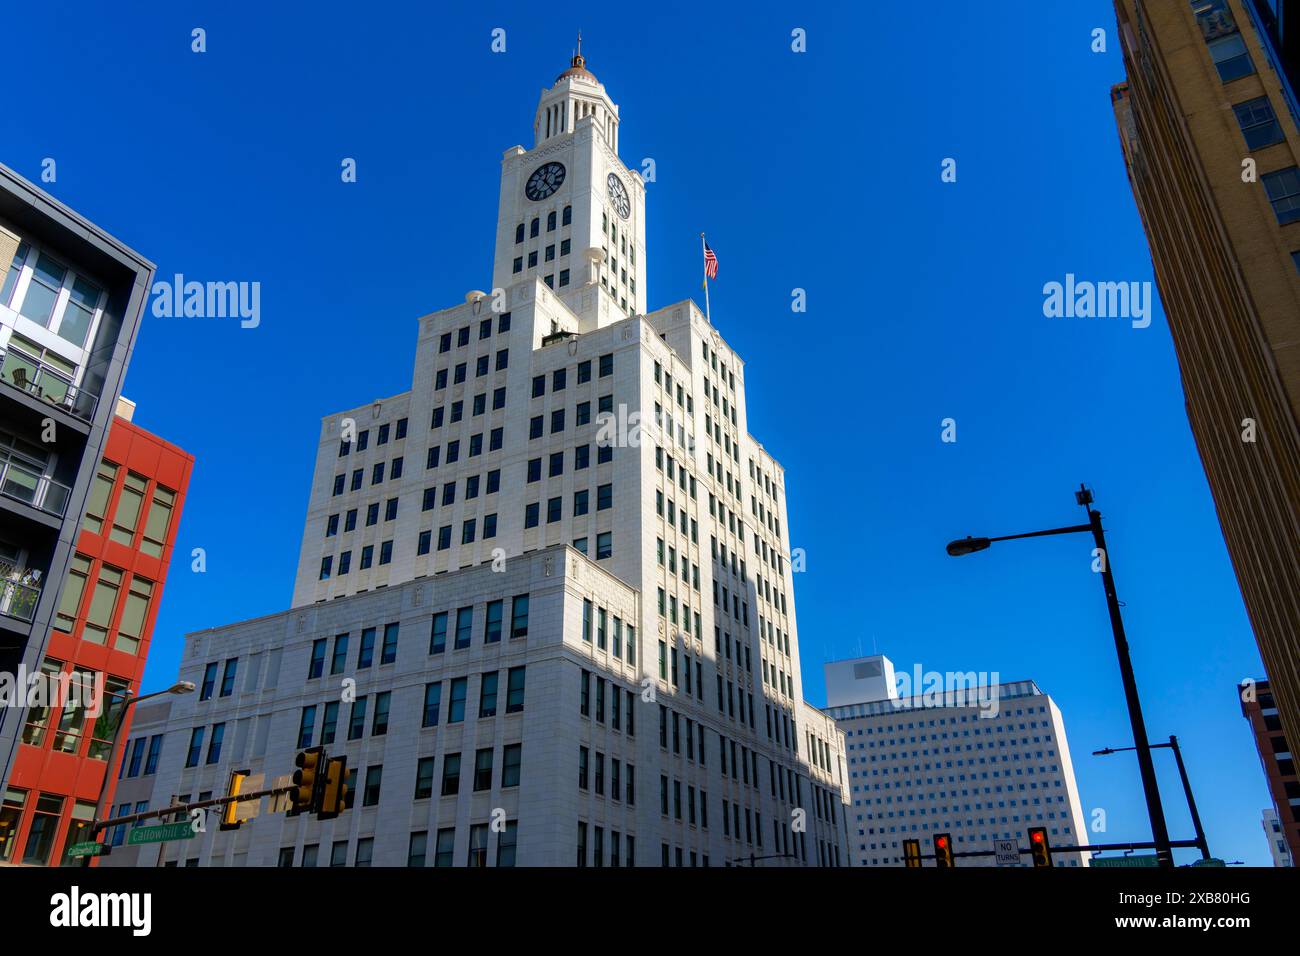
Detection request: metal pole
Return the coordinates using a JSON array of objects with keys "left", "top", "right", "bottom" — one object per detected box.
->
[
  {"left": 84, "top": 690, "right": 134, "bottom": 867},
  {"left": 700, "top": 232, "right": 711, "bottom": 324},
  {"left": 1088, "top": 506, "right": 1174, "bottom": 868},
  {"left": 1168, "top": 736, "right": 1210, "bottom": 859}
]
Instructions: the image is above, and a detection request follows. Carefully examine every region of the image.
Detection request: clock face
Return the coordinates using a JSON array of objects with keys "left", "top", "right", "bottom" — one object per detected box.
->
[
  {"left": 607, "top": 172, "right": 631, "bottom": 220},
  {"left": 525, "top": 162, "right": 566, "bottom": 201}
]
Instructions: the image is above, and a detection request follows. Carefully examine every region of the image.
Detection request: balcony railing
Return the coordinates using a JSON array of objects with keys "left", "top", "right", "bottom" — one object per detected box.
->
[
  {"left": 0, "top": 563, "right": 41, "bottom": 623},
  {"left": 0, "top": 457, "right": 71, "bottom": 517},
  {"left": 0, "top": 347, "right": 100, "bottom": 423}
]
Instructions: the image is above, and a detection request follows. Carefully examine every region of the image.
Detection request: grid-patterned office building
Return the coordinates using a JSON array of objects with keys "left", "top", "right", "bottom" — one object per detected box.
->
[
  {"left": 111, "top": 47, "right": 850, "bottom": 867},
  {"left": 826, "top": 656, "right": 1091, "bottom": 868}
]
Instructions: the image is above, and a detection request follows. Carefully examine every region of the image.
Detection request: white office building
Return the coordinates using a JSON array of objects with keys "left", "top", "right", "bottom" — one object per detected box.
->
[
  {"left": 106, "top": 47, "right": 849, "bottom": 867},
  {"left": 1262, "top": 808, "right": 1294, "bottom": 867},
  {"left": 825, "top": 656, "right": 1091, "bottom": 867}
]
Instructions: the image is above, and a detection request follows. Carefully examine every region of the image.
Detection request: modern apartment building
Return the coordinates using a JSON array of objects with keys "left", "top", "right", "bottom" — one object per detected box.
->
[
  {"left": 825, "top": 656, "right": 1091, "bottom": 867},
  {"left": 1110, "top": 0, "right": 1300, "bottom": 753},
  {"left": 110, "top": 48, "right": 850, "bottom": 867},
  {"left": 0, "top": 401, "right": 192, "bottom": 865},
  {"left": 0, "top": 164, "right": 154, "bottom": 798},
  {"left": 1238, "top": 677, "right": 1300, "bottom": 861}
]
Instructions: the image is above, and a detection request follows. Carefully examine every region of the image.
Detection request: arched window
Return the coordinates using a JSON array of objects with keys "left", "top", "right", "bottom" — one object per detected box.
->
[
  {"left": 515, "top": 223, "right": 525, "bottom": 244},
  {"left": 547, "top": 211, "right": 557, "bottom": 232},
  {"left": 562, "top": 205, "right": 572, "bottom": 227},
  {"left": 530, "top": 218, "right": 540, "bottom": 238}
]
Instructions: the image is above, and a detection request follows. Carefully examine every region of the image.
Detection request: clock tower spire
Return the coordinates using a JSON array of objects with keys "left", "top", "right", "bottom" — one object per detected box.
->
[{"left": 492, "top": 42, "right": 647, "bottom": 323}]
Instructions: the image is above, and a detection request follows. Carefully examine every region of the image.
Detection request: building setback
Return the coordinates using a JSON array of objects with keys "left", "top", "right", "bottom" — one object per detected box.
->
[
  {"left": 1110, "top": 0, "right": 1300, "bottom": 754},
  {"left": 0, "top": 164, "right": 155, "bottom": 799},
  {"left": 107, "top": 48, "right": 850, "bottom": 867},
  {"left": 825, "top": 656, "right": 1091, "bottom": 867},
  {"left": 0, "top": 402, "right": 192, "bottom": 865},
  {"left": 1238, "top": 677, "right": 1300, "bottom": 862}
]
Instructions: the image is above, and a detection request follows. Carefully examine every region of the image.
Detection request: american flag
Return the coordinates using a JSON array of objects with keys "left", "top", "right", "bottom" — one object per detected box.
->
[{"left": 703, "top": 242, "right": 718, "bottom": 280}]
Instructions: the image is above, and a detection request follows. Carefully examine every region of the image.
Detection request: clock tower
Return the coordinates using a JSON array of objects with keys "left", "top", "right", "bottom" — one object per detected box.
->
[{"left": 492, "top": 38, "right": 647, "bottom": 327}]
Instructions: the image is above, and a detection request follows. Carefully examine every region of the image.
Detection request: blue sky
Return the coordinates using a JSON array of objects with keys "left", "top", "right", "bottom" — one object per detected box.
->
[{"left": 2, "top": 1, "right": 1276, "bottom": 864}]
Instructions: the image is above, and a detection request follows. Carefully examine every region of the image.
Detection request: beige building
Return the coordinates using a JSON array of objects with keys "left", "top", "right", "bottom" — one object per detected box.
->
[{"left": 1111, "top": 0, "right": 1300, "bottom": 750}]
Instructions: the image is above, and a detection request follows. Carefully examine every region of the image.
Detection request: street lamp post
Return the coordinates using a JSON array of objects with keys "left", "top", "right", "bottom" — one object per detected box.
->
[
  {"left": 1095, "top": 736, "right": 1210, "bottom": 860},
  {"left": 85, "top": 680, "right": 195, "bottom": 864},
  {"left": 946, "top": 484, "right": 1175, "bottom": 869}
]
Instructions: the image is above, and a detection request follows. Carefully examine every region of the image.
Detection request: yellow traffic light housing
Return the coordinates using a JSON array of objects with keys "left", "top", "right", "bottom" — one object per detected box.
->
[
  {"left": 220, "top": 768, "right": 250, "bottom": 831},
  {"left": 289, "top": 747, "right": 324, "bottom": 817},
  {"left": 1028, "top": 827, "right": 1052, "bottom": 868},
  {"left": 933, "top": 833, "right": 954, "bottom": 868},
  {"left": 318, "top": 754, "right": 349, "bottom": 820},
  {"left": 902, "top": 839, "right": 922, "bottom": 868}
]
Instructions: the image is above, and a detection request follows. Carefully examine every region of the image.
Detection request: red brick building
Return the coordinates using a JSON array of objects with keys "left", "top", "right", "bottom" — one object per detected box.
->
[
  {"left": 1239, "top": 678, "right": 1300, "bottom": 865},
  {"left": 0, "top": 403, "right": 191, "bottom": 865}
]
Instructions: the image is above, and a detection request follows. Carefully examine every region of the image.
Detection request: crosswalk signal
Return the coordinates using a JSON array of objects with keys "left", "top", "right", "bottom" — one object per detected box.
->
[
  {"left": 318, "top": 754, "right": 349, "bottom": 820},
  {"left": 1028, "top": 827, "right": 1052, "bottom": 868},
  {"left": 902, "top": 839, "right": 922, "bottom": 868},
  {"left": 220, "top": 768, "right": 250, "bottom": 830},
  {"left": 933, "top": 833, "right": 954, "bottom": 868},
  {"left": 289, "top": 747, "right": 324, "bottom": 817}
]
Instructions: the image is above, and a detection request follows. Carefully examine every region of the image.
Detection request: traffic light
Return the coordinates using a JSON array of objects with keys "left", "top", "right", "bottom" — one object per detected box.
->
[
  {"left": 1028, "top": 827, "right": 1052, "bottom": 868},
  {"left": 220, "top": 768, "right": 250, "bottom": 830},
  {"left": 933, "top": 833, "right": 954, "bottom": 868},
  {"left": 902, "top": 839, "right": 922, "bottom": 868},
  {"left": 289, "top": 747, "right": 324, "bottom": 816},
  {"left": 318, "top": 754, "right": 349, "bottom": 820}
]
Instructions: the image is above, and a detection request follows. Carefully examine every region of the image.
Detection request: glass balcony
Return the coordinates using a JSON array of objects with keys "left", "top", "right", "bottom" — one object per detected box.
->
[
  {"left": 0, "top": 562, "right": 41, "bottom": 623},
  {"left": 0, "top": 456, "right": 71, "bottom": 517},
  {"left": 0, "top": 345, "right": 99, "bottom": 423}
]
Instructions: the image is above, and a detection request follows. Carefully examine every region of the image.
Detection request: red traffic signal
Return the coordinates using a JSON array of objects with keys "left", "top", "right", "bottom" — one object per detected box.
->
[
  {"left": 933, "top": 833, "right": 954, "bottom": 868},
  {"left": 1028, "top": 827, "right": 1052, "bottom": 868}
]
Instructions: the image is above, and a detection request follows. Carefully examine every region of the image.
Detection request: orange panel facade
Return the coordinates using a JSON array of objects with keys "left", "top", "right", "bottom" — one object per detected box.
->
[{"left": 0, "top": 415, "right": 192, "bottom": 865}]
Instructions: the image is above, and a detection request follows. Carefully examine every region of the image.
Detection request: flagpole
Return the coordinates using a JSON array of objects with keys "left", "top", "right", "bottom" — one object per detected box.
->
[{"left": 700, "top": 232, "right": 711, "bottom": 324}]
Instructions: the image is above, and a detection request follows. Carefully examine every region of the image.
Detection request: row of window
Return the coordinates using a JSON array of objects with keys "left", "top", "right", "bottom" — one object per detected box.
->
[
  {"left": 436, "top": 312, "right": 511, "bottom": 354},
  {"left": 579, "top": 601, "right": 636, "bottom": 665},
  {"left": 330, "top": 457, "right": 404, "bottom": 496},
  {"left": 1, "top": 239, "right": 104, "bottom": 351},
  {"left": 430, "top": 386, "right": 507, "bottom": 429},
  {"left": 319, "top": 542, "right": 391, "bottom": 579},
  {"left": 417, "top": 516, "right": 498, "bottom": 554},
  {"left": 575, "top": 822, "right": 635, "bottom": 867},
  {"left": 515, "top": 207, "right": 571, "bottom": 243},
  {"left": 0, "top": 789, "right": 98, "bottom": 866},
  {"left": 433, "top": 350, "right": 510, "bottom": 390},
  {"left": 325, "top": 497, "right": 401, "bottom": 536},
  {"left": 529, "top": 355, "right": 614, "bottom": 399},
  {"left": 56, "top": 553, "right": 155, "bottom": 654},
  {"left": 21, "top": 660, "right": 128, "bottom": 760},
  {"left": 337, "top": 418, "right": 408, "bottom": 457},
  {"left": 579, "top": 668, "right": 637, "bottom": 725},
  {"left": 577, "top": 746, "right": 637, "bottom": 805},
  {"left": 84, "top": 459, "right": 178, "bottom": 559}
]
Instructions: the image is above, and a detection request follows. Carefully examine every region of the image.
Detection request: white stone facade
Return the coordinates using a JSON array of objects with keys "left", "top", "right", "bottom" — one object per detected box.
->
[{"left": 116, "top": 52, "right": 849, "bottom": 867}]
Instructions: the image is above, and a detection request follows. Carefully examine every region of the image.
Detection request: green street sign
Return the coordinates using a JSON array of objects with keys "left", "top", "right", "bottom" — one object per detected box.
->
[
  {"left": 1191, "top": 858, "right": 1226, "bottom": 867},
  {"left": 126, "top": 822, "right": 195, "bottom": 846},
  {"left": 1091, "top": 854, "right": 1159, "bottom": 868},
  {"left": 66, "top": 841, "right": 108, "bottom": 858}
]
